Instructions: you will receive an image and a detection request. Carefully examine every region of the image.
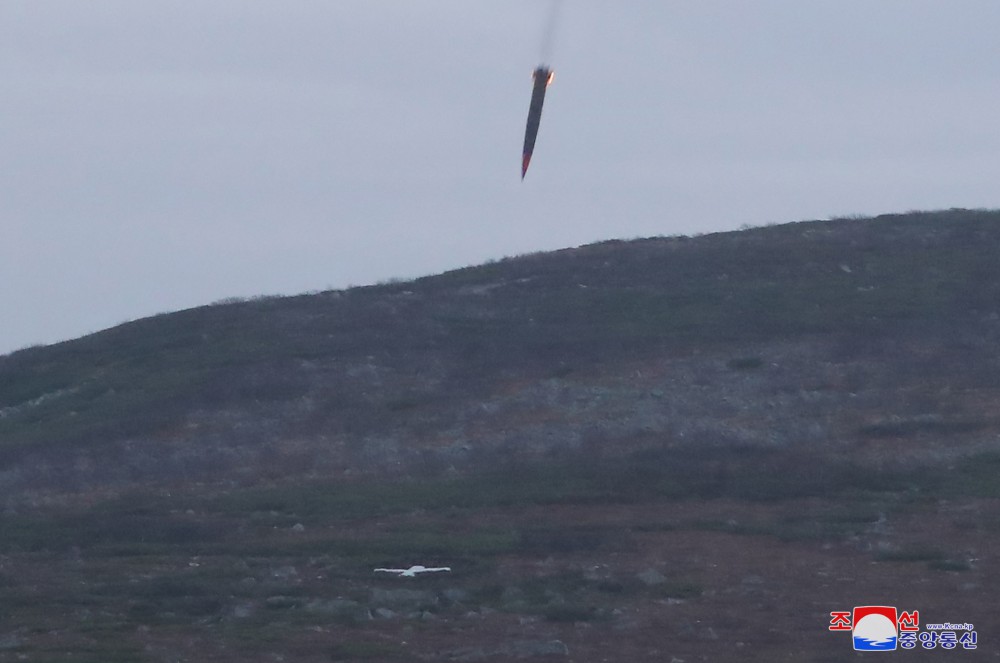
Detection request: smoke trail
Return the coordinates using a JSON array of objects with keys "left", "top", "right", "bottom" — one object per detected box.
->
[{"left": 538, "top": 0, "right": 563, "bottom": 64}]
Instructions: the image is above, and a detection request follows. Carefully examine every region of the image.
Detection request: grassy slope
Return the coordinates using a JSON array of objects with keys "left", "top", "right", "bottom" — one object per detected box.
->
[
  {"left": 1, "top": 209, "right": 999, "bottom": 661},
  {"left": 4, "top": 209, "right": 1000, "bottom": 462}
]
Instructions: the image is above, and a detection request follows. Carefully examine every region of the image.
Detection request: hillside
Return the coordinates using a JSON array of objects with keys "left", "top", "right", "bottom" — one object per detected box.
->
[{"left": 1, "top": 209, "right": 998, "bottom": 661}]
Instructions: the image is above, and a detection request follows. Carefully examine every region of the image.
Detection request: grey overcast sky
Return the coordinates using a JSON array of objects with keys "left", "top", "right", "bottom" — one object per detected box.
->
[{"left": 4, "top": 1, "right": 1000, "bottom": 354}]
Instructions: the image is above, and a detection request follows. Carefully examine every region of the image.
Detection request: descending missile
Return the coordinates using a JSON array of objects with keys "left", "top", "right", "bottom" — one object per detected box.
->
[{"left": 521, "top": 65, "right": 553, "bottom": 179}]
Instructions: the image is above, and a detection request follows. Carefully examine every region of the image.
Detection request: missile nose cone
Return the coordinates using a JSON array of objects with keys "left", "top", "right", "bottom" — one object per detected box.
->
[{"left": 521, "top": 153, "right": 532, "bottom": 179}]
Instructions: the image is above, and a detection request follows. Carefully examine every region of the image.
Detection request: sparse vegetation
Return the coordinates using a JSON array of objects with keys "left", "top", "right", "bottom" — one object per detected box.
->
[
  {"left": 726, "top": 356, "right": 764, "bottom": 370},
  {"left": 927, "top": 558, "right": 974, "bottom": 572},
  {"left": 329, "top": 641, "right": 412, "bottom": 661},
  {"left": 2, "top": 210, "right": 999, "bottom": 661},
  {"left": 874, "top": 547, "right": 947, "bottom": 563}
]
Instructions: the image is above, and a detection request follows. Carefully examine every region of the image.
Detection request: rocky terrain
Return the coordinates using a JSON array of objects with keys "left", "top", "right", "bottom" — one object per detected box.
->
[{"left": 1, "top": 209, "right": 998, "bottom": 661}]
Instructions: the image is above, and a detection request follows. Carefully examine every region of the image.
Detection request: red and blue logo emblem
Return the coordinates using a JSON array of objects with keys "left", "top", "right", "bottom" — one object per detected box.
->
[
  {"left": 830, "top": 606, "right": 926, "bottom": 651},
  {"left": 852, "top": 606, "right": 899, "bottom": 650}
]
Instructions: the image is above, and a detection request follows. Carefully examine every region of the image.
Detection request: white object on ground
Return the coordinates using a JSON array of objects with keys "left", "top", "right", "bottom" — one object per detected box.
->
[{"left": 373, "top": 565, "right": 451, "bottom": 577}]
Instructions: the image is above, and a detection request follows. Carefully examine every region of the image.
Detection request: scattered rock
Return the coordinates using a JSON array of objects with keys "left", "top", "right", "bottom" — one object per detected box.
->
[
  {"left": 271, "top": 566, "right": 298, "bottom": 580},
  {"left": 231, "top": 601, "right": 257, "bottom": 619},
  {"left": 372, "top": 607, "right": 396, "bottom": 620},
  {"left": 291, "top": 523, "right": 305, "bottom": 532},
  {"left": 582, "top": 565, "right": 610, "bottom": 581}
]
